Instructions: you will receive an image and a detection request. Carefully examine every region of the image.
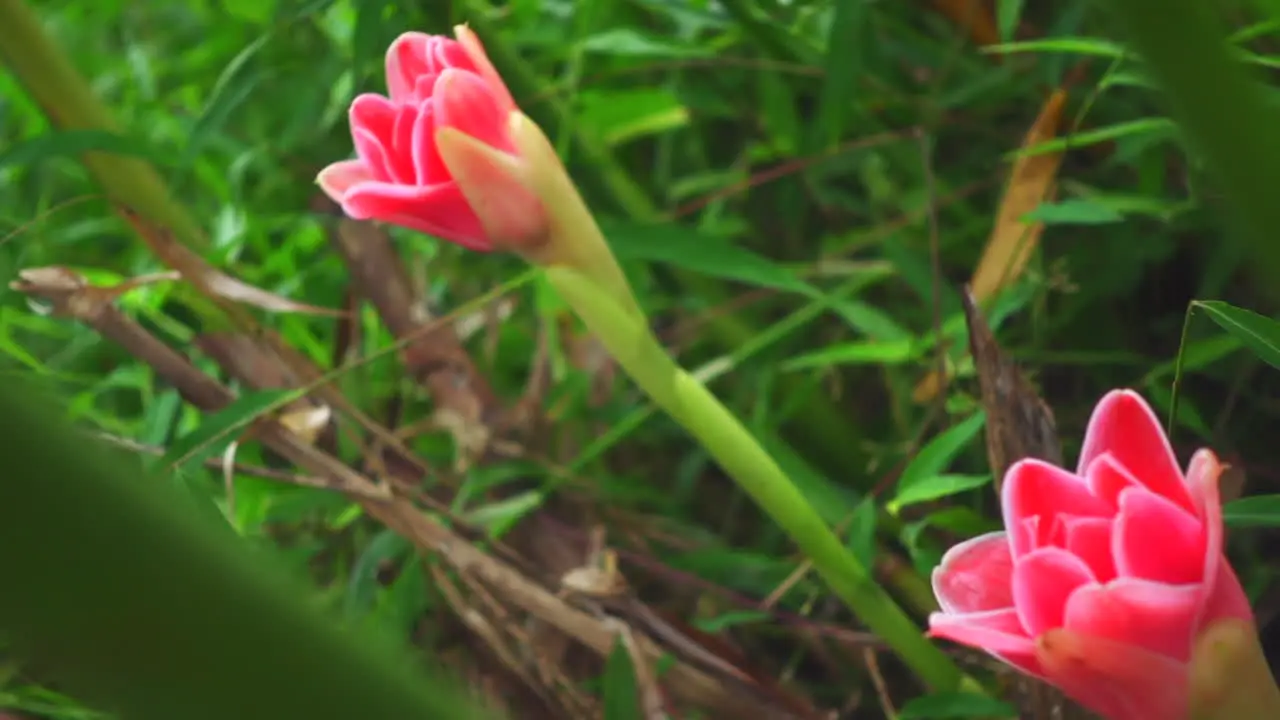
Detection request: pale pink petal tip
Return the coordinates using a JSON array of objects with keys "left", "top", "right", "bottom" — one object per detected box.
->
[{"left": 316, "top": 160, "right": 370, "bottom": 202}]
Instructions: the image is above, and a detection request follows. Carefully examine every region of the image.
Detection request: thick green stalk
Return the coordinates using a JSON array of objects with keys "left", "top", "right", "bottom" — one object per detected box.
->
[
  {"left": 0, "top": 378, "right": 496, "bottom": 720},
  {"left": 547, "top": 266, "right": 973, "bottom": 692}
]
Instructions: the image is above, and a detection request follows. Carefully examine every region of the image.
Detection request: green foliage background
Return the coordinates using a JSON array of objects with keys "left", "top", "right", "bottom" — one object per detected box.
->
[{"left": 5, "top": 0, "right": 1280, "bottom": 717}]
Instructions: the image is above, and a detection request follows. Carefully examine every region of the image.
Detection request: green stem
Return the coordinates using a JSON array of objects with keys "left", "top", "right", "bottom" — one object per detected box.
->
[{"left": 546, "top": 266, "right": 974, "bottom": 692}]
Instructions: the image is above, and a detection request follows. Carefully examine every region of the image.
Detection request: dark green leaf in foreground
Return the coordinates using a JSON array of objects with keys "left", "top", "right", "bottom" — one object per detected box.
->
[{"left": 0, "top": 377, "right": 497, "bottom": 720}]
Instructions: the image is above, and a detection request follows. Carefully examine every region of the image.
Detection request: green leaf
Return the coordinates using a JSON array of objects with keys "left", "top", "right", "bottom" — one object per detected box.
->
[
  {"left": 1024, "top": 199, "right": 1125, "bottom": 225},
  {"left": 1192, "top": 300, "right": 1280, "bottom": 371},
  {"left": 984, "top": 37, "right": 1129, "bottom": 58},
  {"left": 891, "top": 413, "right": 988, "bottom": 514},
  {"left": 601, "top": 638, "right": 642, "bottom": 720},
  {"left": 162, "top": 389, "right": 295, "bottom": 471},
  {"left": 581, "top": 28, "right": 707, "bottom": 57},
  {"left": 995, "top": 0, "right": 1024, "bottom": 42},
  {"left": 899, "top": 692, "right": 1019, "bottom": 718},
  {"left": 462, "top": 491, "right": 545, "bottom": 539},
  {"left": 0, "top": 129, "right": 166, "bottom": 170},
  {"left": 1008, "top": 117, "right": 1177, "bottom": 158},
  {"left": 782, "top": 338, "right": 921, "bottom": 370},
  {"left": 604, "top": 222, "right": 811, "bottom": 293},
  {"left": 1110, "top": 0, "right": 1280, "bottom": 295},
  {"left": 577, "top": 89, "right": 690, "bottom": 146},
  {"left": 184, "top": 35, "right": 271, "bottom": 166},
  {"left": 813, "top": 0, "right": 869, "bottom": 148},
  {"left": 1223, "top": 495, "right": 1280, "bottom": 528},
  {"left": 344, "top": 529, "right": 412, "bottom": 619},
  {"left": 889, "top": 475, "right": 993, "bottom": 513},
  {"left": 220, "top": 0, "right": 275, "bottom": 24}
]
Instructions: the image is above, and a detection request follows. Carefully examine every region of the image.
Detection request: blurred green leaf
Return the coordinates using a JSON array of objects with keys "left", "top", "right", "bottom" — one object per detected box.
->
[
  {"left": 0, "top": 375, "right": 495, "bottom": 720},
  {"left": 1110, "top": 0, "right": 1280, "bottom": 291},
  {"left": 1193, "top": 300, "right": 1280, "bottom": 371},
  {"left": 1024, "top": 199, "right": 1125, "bottom": 225},
  {"left": 0, "top": 129, "right": 166, "bottom": 170},
  {"left": 995, "top": 0, "right": 1024, "bottom": 42},
  {"left": 581, "top": 28, "right": 708, "bottom": 57},
  {"left": 578, "top": 89, "right": 690, "bottom": 146},
  {"left": 782, "top": 338, "right": 921, "bottom": 370},
  {"left": 813, "top": 0, "right": 868, "bottom": 149},
  {"left": 985, "top": 37, "right": 1128, "bottom": 58},
  {"left": 605, "top": 222, "right": 811, "bottom": 293},
  {"left": 345, "top": 528, "right": 412, "bottom": 619},
  {"left": 1223, "top": 494, "right": 1280, "bottom": 528}
]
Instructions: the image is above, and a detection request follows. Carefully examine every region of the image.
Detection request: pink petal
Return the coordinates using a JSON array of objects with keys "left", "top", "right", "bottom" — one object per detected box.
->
[
  {"left": 1002, "top": 459, "right": 1112, "bottom": 557},
  {"left": 410, "top": 101, "right": 445, "bottom": 185},
  {"left": 1036, "top": 628, "right": 1188, "bottom": 720},
  {"left": 1012, "top": 548, "right": 1096, "bottom": 636},
  {"left": 928, "top": 607, "right": 1039, "bottom": 673},
  {"left": 316, "top": 159, "right": 371, "bottom": 201},
  {"left": 386, "top": 32, "right": 435, "bottom": 103},
  {"left": 454, "top": 25, "right": 517, "bottom": 117},
  {"left": 350, "top": 93, "right": 397, "bottom": 139},
  {"left": 1185, "top": 450, "right": 1255, "bottom": 626},
  {"left": 931, "top": 532, "right": 1015, "bottom": 614},
  {"left": 1113, "top": 486, "right": 1204, "bottom": 584},
  {"left": 430, "top": 33, "right": 475, "bottom": 73},
  {"left": 1063, "top": 517, "right": 1116, "bottom": 582},
  {"left": 1083, "top": 452, "right": 1140, "bottom": 510},
  {"left": 1063, "top": 579, "right": 1202, "bottom": 660},
  {"left": 1200, "top": 562, "right": 1253, "bottom": 627},
  {"left": 1078, "top": 390, "right": 1193, "bottom": 512},
  {"left": 387, "top": 103, "right": 419, "bottom": 184},
  {"left": 352, "top": 128, "right": 395, "bottom": 184},
  {"left": 434, "top": 69, "right": 516, "bottom": 154},
  {"left": 337, "top": 181, "right": 490, "bottom": 251}
]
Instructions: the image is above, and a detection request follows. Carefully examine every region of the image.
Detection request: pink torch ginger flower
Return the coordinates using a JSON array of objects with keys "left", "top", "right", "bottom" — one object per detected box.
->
[
  {"left": 929, "top": 389, "right": 1253, "bottom": 720},
  {"left": 318, "top": 27, "right": 546, "bottom": 251}
]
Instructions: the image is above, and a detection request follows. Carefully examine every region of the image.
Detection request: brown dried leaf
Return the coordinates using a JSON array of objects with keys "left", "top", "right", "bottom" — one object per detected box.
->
[
  {"left": 914, "top": 89, "right": 1067, "bottom": 403},
  {"left": 961, "top": 287, "right": 1061, "bottom": 488},
  {"left": 970, "top": 89, "right": 1067, "bottom": 303},
  {"left": 930, "top": 0, "right": 1000, "bottom": 47}
]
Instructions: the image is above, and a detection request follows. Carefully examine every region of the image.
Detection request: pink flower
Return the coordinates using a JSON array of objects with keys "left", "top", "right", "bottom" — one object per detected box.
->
[
  {"left": 318, "top": 27, "right": 546, "bottom": 252},
  {"left": 929, "top": 389, "right": 1253, "bottom": 720}
]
